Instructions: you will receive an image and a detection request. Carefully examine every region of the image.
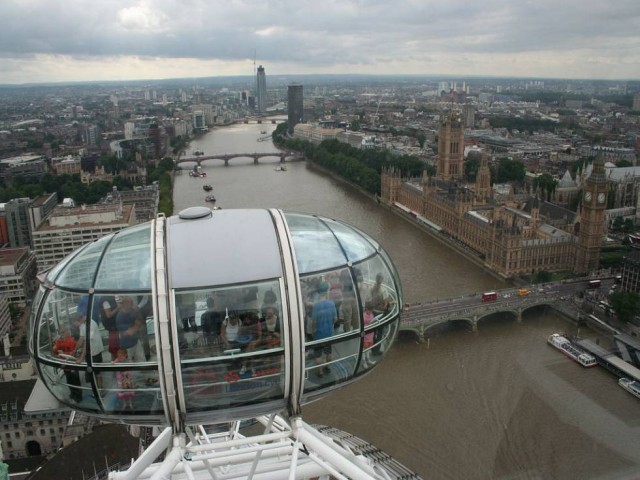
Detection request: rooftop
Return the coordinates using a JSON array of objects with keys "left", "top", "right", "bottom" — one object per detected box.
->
[
  {"left": 34, "top": 204, "right": 134, "bottom": 232},
  {"left": 0, "top": 247, "right": 29, "bottom": 267}
]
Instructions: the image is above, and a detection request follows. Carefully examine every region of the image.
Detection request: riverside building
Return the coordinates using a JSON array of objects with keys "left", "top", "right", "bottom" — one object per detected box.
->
[
  {"left": 32, "top": 204, "right": 135, "bottom": 272},
  {"left": 381, "top": 111, "right": 608, "bottom": 278}
]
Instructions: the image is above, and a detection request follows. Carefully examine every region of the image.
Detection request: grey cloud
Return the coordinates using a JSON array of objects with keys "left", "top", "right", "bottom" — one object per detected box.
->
[{"left": 0, "top": 0, "right": 639, "bottom": 74}]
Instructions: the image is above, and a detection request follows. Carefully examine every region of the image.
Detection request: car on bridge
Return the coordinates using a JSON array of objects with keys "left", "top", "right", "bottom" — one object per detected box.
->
[{"left": 517, "top": 288, "right": 530, "bottom": 297}]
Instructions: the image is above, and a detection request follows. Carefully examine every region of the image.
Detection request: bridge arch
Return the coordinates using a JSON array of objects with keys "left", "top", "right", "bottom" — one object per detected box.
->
[
  {"left": 177, "top": 152, "right": 302, "bottom": 168},
  {"left": 424, "top": 317, "right": 475, "bottom": 333}
]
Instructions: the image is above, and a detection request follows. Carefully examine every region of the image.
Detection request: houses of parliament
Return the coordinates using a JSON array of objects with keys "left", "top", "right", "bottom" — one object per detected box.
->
[{"left": 380, "top": 111, "right": 608, "bottom": 279}]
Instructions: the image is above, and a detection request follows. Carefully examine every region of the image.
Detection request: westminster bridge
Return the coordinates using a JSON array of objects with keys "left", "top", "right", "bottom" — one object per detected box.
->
[
  {"left": 177, "top": 152, "right": 303, "bottom": 167},
  {"left": 399, "top": 277, "right": 615, "bottom": 340}
]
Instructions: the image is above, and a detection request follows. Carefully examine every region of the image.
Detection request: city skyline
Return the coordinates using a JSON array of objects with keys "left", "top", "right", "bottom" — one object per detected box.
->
[{"left": 1, "top": 0, "right": 640, "bottom": 85}]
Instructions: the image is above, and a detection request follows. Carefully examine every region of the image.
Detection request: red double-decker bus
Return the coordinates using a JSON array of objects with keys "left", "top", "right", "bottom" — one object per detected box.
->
[{"left": 482, "top": 291, "right": 498, "bottom": 302}]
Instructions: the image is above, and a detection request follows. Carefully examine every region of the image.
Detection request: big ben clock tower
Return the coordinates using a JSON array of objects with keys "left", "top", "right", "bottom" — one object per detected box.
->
[{"left": 574, "top": 157, "right": 608, "bottom": 274}]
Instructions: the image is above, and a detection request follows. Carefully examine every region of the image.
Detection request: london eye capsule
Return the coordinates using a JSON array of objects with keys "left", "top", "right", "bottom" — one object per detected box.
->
[{"left": 28, "top": 207, "right": 403, "bottom": 428}]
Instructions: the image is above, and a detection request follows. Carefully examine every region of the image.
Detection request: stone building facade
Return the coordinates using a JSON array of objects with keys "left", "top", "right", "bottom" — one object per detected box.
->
[{"left": 381, "top": 113, "right": 606, "bottom": 279}]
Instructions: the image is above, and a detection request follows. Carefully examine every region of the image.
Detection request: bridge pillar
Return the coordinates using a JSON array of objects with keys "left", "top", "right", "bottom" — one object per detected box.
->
[
  {"left": 280, "top": 154, "right": 286, "bottom": 163},
  {"left": 517, "top": 308, "right": 523, "bottom": 323},
  {"left": 253, "top": 156, "right": 259, "bottom": 165},
  {"left": 224, "top": 159, "right": 229, "bottom": 167},
  {"left": 416, "top": 324, "right": 426, "bottom": 343},
  {"left": 472, "top": 316, "right": 478, "bottom": 332}
]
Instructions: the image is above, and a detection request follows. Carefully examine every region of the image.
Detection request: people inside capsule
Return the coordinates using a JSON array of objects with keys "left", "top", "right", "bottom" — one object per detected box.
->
[
  {"left": 260, "top": 289, "right": 279, "bottom": 319},
  {"left": 97, "top": 295, "right": 119, "bottom": 360},
  {"left": 116, "top": 296, "right": 145, "bottom": 362},
  {"left": 360, "top": 301, "right": 376, "bottom": 369},
  {"left": 220, "top": 311, "right": 242, "bottom": 352},
  {"left": 177, "top": 293, "right": 196, "bottom": 332},
  {"left": 338, "top": 269, "right": 359, "bottom": 333},
  {"left": 200, "top": 296, "right": 223, "bottom": 343},
  {"left": 29, "top": 212, "right": 403, "bottom": 423},
  {"left": 113, "top": 348, "right": 136, "bottom": 411},
  {"left": 74, "top": 308, "right": 105, "bottom": 387},
  {"left": 52, "top": 325, "right": 82, "bottom": 403},
  {"left": 260, "top": 308, "right": 281, "bottom": 348},
  {"left": 311, "top": 281, "right": 337, "bottom": 378},
  {"left": 369, "top": 273, "right": 391, "bottom": 314}
]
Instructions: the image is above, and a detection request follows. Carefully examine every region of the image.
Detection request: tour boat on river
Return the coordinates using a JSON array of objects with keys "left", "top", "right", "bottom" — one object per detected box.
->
[
  {"left": 547, "top": 333, "right": 597, "bottom": 367},
  {"left": 618, "top": 377, "right": 640, "bottom": 399},
  {"left": 203, "top": 184, "right": 212, "bottom": 191},
  {"left": 205, "top": 194, "right": 216, "bottom": 203},
  {"left": 189, "top": 165, "right": 206, "bottom": 178}
]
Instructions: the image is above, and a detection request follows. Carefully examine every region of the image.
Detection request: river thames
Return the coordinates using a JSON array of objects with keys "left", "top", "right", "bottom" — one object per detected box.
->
[{"left": 174, "top": 122, "right": 640, "bottom": 479}]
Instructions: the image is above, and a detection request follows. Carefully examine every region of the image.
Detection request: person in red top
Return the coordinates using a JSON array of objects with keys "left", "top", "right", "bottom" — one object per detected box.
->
[
  {"left": 52, "top": 326, "right": 82, "bottom": 403},
  {"left": 52, "top": 326, "right": 76, "bottom": 357}
]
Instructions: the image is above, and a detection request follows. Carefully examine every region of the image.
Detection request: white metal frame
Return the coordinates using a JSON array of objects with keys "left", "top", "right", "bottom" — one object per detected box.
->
[{"left": 109, "top": 414, "right": 389, "bottom": 480}]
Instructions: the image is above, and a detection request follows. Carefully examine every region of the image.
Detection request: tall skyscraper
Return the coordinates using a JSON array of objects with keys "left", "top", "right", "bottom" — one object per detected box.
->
[
  {"left": 287, "top": 84, "right": 303, "bottom": 134},
  {"left": 5, "top": 198, "right": 31, "bottom": 248},
  {"left": 256, "top": 65, "right": 266, "bottom": 113}
]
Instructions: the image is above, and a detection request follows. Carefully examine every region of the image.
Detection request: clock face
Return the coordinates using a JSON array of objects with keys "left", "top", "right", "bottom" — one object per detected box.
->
[
  {"left": 598, "top": 192, "right": 606, "bottom": 204},
  {"left": 584, "top": 192, "right": 592, "bottom": 202}
]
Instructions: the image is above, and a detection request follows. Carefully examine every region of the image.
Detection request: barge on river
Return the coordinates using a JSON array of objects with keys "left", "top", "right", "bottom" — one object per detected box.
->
[
  {"left": 618, "top": 378, "right": 640, "bottom": 400},
  {"left": 547, "top": 333, "right": 597, "bottom": 367}
]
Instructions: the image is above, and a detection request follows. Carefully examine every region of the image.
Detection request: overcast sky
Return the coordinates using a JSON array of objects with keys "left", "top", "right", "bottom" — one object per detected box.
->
[{"left": 1, "top": 0, "right": 639, "bottom": 84}]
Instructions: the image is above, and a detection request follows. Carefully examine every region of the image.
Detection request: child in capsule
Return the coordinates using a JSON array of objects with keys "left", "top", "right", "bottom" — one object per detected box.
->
[{"left": 113, "top": 348, "right": 136, "bottom": 411}]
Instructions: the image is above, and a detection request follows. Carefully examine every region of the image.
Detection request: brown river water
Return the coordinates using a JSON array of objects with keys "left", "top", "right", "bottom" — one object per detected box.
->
[{"left": 173, "top": 122, "right": 640, "bottom": 479}]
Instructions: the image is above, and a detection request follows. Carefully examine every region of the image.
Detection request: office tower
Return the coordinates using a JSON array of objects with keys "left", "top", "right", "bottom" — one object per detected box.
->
[
  {"left": 5, "top": 198, "right": 31, "bottom": 248},
  {"left": 287, "top": 84, "right": 303, "bottom": 134},
  {"left": 463, "top": 104, "right": 475, "bottom": 129},
  {"left": 256, "top": 65, "right": 266, "bottom": 113},
  {"left": 83, "top": 125, "right": 98, "bottom": 146}
]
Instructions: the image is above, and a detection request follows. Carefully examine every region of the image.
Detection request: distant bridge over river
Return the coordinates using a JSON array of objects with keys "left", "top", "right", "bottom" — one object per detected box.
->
[
  {"left": 399, "top": 277, "right": 613, "bottom": 339},
  {"left": 177, "top": 152, "right": 303, "bottom": 167}
]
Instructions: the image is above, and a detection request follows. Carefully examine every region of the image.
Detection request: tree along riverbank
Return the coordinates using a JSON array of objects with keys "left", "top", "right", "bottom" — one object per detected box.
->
[{"left": 274, "top": 122, "right": 509, "bottom": 284}]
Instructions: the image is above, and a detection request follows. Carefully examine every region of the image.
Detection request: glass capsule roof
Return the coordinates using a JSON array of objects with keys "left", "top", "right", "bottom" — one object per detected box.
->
[{"left": 31, "top": 208, "right": 402, "bottom": 427}]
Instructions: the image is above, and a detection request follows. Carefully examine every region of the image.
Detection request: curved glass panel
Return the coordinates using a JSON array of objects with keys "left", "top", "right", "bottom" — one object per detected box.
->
[
  {"left": 177, "top": 280, "right": 286, "bottom": 413},
  {"left": 301, "top": 268, "right": 360, "bottom": 393},
  {"left": 54, "top": 235, "right": 112, "bottom": 290},
  {"left": 96, "top": 367, "right": 163, "bottom": 415},
  {"left": 357, "top": 321, "right": 398, "bottom": 375},
  {"left": 355, "top": 227, "right": 381, "bottom": 251},
  {"left": 284, "top": 213, "right": 347, "bottom": 273},
  {"left": 356, "top": 256, "right": 399, "bottom": 323},
  {"left": 45, "top": 243, "right": 88, "bottom": 284},
  {"left": 93, "top": 293, "right": 155, "bottom": 365},
  {"left": 39, "top": 363, "right": 100, "bottom": 412},
  {"left": 38, "top": 290, "right": 86, "bottom": 362},
  {"left": 94, "top": 223, "right": 152, "bottom": 290},
  {"left": 322, "top": 218, "right": 377, "bottom": 263},
  {"left": 304, "top": 336, "right": 359, "bottom": 392},
  {"left": 29, "top": 209, "right": 402, "bottom": 425},
  {"left": 379, "top": 248, "right": 403, "bottom": 307},
  {"left": 28, "top": 287, "right": 46, "bottom": 355}
]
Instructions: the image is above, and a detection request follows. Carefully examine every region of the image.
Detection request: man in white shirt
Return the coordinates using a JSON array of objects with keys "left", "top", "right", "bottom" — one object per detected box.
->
[{"left": 76, "top": 312, "right": 106, "bottom": 387}]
